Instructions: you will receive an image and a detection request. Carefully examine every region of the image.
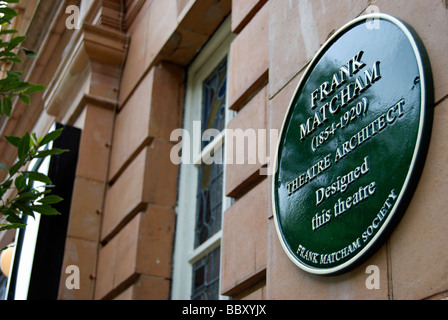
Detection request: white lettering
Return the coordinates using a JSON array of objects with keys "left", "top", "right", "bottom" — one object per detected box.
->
[
  {"left": 65, "top": 265, "right": 80, "bottom": 290},
  {"left": 365, "top": 265, "right": 381, "bottom": 289},
  {"left": 65, "top": 5, "right": 81, "bottom": 30}
]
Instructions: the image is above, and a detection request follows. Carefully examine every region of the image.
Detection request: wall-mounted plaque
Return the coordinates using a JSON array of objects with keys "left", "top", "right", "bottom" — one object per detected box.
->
[{"left": 272, "top": 14, "right": 433, "bottom": 275}]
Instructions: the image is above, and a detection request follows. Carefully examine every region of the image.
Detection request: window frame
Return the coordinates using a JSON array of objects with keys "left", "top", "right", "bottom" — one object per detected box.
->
[{"left": 171, "top": 17, "right": 234, "bottom": 300}]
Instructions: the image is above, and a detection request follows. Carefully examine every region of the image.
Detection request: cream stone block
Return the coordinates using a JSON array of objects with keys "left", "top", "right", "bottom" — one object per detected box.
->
[
  {"left": 75, "top": 104, "right": 114, "bottom": 182},
  {"left": 95, "top": 206, "right": 175, "bottom": 299},
  {"left": 388, "top": 99, "right": 448, "bottom": 299},
  {"left": 371, "top": 0, "right": 448, "bottom": 103},
  {"left": 58, "top": 238, "right": 97, "bottom": 300},
  {"left": 66, "top": 176, "right": 103, "bottom": 241},
  {"left": 221, "top": 179, "right": 268, "bottom": 296},
  {"left": 269, "top": 0, "right": 367, "bottom": 98},
  {"left": 225, "top": 86, "right": 268, "bottom": 198},
  {"left": 102, "top": 140, "right": 178, "bottom": 241},
  {"left": 232, "top": 0, "right": 267, "bottom": 34},
  {"left": 120, "top": 0, "right": 178, "bottom": 105},
  {"left": 266, "top": 219, "right": 389, "bottom": 300},
  {"left": 114, "top": 274, "right": 171, "bottom": 300},
  {"left": 228, "top": 2, "right": 269, "bottom": 111},
  {"left": 109, "top": 62, "right": 183, "bottom": 182}
]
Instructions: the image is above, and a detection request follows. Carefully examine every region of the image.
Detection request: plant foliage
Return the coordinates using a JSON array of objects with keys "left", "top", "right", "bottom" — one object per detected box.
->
[{"left": 0, "top": 1, "right": 67, "bottom": 236}]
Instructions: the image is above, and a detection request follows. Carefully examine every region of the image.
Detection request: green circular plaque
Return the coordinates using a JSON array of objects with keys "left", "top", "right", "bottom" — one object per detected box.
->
[{"left": 272, "top": 14, "right": 433, "bottom": 275}]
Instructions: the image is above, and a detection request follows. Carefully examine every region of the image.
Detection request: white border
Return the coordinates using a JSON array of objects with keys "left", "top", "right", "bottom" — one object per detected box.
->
[{"left": 271, "top": 13, "right": 431, "bottom": 275}]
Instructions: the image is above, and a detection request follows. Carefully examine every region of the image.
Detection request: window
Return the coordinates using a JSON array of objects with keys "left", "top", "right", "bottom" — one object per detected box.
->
[{"left": 171, "top": 17, "right": 234, "bottom": 300}]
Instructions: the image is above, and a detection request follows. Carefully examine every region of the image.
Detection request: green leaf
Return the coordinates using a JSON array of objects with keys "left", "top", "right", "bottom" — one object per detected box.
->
[
  {"left": 13, "top": 202, "right": 35, "bottom": 219},
  {"left": 19, "top": 94, "right": 30, "bottom": 105},
  {"left": 7, "top": 35, "right": 25, "bottom": 50},
  {"left": 5, "top": 212, "right": 24, "bottom": 224},
  {"left": 25, "top": 171, "right": 52, "bottom": 184},
  {"left": 0, "top": 56, "right": 22, "bottom": 63},
  {"left": 0, "top": 7, "right": 17, "bottom": 15},
  {"left": 0, "top": 7, "right": 18, "bottom": 22},
  {"left": 9, "top": 158, "right": 25, "bottom": 176},
  {"left": 34, "top": 148, "right": 68, "bottom": 158},
  {"left": 37, "top": 195, "right": 63, "bottom": 205},
  {"left": 2, "top": 96, "right": 12, "bottom": 117},
  {"left": 31, "top": 132, "right": 38, "bottom": 145},
  {"left": 6, "top": 70, "right": 21, "bottom": 78},
  {"left": 14, "top": 191, "right": 39, "bottom": 202},
  {"left": 0, "top": 179, "right": 12, "bottom": 190},
  {"left": 0, "top": 223, "right": 26, "bottom": 232},
  {"left": 4, "top": 135, "right": 20, "bottom": 147},
  {"left": 0, "top": 183, "right": 9, "bottom": 199},
  {"left": 17, "top": 132, "right": 30, "bottom": 160},
  {"left": 30, "top": 204, "right": 60, "bottom": 216},
  {"left": 22, "top": 48, "right": 37, "bottom": 57},
  {"left": 24, "top": 84, "right": 46, "bottom": 94},
  {"left": 0, "top": 51, "right": 17, "bottom": 58},
  {"left": 39, "top": 128, "right": 63, "bottom": 146},
  {"left": 0, "top": 29, "right": 18, "bottom": 35},
  {"left": 14, "top": 175, "right": 26, "bottom": 191}
]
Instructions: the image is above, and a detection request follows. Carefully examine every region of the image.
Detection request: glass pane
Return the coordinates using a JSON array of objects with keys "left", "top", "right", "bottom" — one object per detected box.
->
[
  {"left": 0, "top": 274, "right": 7, "bottom": 300},
  {"left": 201, "top": 58, "right": 227, "bottom": 149},
  {"left": 195, "top": 154, "right": 223, "bottom": 248},
  {"left": 192, "top": 56, "right": 227, "bottom": 301},
  {"left": 191, "top": 247, "right": 221, "bottom": 300}
]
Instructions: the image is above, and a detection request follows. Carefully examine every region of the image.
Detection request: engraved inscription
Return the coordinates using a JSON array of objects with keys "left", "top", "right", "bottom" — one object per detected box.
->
[
  {"left": 300, "top": 51, "right": 382, "bottom": 145},
  {"left": 274, "top": 15, "right": 432, "bottom": 274},
  {"left": 297, "top": 189, "right": 398, "bottom": 266},
  {"left": 291, "top": 50, "right": 407, "bottom": 265}
]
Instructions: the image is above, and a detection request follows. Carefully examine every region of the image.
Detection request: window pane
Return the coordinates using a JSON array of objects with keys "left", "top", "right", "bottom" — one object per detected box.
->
[
  {"left": 0, "top": 274, "right": 7, "bottom": 300},
  {"left": 201, "top": 58, "right": 227, "bottom": 149},
  {"left": 195, "top": 156, "right": 223, "bottom": 248},
  {"left": 191, "top": 247, "right": 221, "bottom": 300},
  {"left": 192, "top": 53, "right": 227, "bottom": 301}
]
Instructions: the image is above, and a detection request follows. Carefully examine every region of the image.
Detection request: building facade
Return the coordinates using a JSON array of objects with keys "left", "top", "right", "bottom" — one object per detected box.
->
[{"left": 1, "top": 0, "right": 448, "bottom": 300}]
